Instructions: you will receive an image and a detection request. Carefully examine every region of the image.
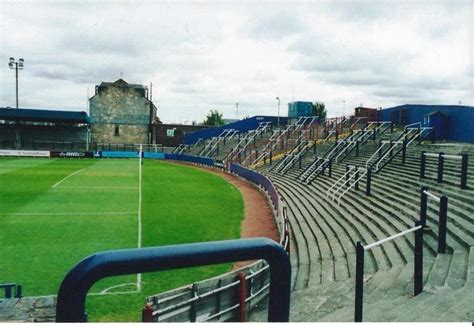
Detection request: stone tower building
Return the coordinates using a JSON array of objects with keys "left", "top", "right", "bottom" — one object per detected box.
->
[{"left": 89, "top": 79, "right": 158, "bottom": 144}]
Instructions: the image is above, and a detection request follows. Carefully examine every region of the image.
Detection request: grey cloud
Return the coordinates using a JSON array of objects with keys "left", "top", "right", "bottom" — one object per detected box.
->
[{"left": 241, "top": 11, "right": 306, "bottom": 40}]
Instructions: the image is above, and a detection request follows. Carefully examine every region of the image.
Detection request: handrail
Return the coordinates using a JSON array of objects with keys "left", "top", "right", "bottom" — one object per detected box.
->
[
  {"left": 404, "top": 122, "right": 421, "bottom": 129},
  {"left": 56, "top": 238, "right": 291, "bottom": 322},
  {"left": 363, "top": 225, "right": 422, "bottom": 250},
  {"left": 365, "top": 142, "right": 388, "bottom": 169},
  {"left": 335, "top": 169, "right": 368, "bottom": 206},
  {"left": 354, "top": 222, "right": 424, "bottom": 322},
  {"left": 423, "top": 189, "right": 440, "bottom": 203},
  {"left": 332, "top": 166, "right": 359, "bottom": 200},
  {"left": 327, "top": 166, "right": 356, "bottom": 198}
]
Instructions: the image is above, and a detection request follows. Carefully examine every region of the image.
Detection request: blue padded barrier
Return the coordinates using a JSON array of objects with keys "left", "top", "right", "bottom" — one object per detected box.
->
[
  {"left": 229, "top": 163, "right": 279, "bottom": 211},
  {"left": 165, "top": 153, "right": 215, "bottom": 167}
]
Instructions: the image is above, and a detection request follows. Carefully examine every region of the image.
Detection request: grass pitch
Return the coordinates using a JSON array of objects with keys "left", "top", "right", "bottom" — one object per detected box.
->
[{"left": 0, "top": 158, "right": 244, "bottom": 321}]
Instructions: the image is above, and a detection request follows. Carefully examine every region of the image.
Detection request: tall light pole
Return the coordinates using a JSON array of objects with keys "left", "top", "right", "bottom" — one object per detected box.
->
[
  {"left": 8, "top": 57, "right": 24, "bottom": 109},
  {"left": 276, "top": 97, "right": 280, "bottom": 127}
]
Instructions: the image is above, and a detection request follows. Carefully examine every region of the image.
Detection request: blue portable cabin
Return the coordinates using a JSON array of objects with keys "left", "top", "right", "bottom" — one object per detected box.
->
[
  {"left": 424, "top": 111, "right": 449, "bottom": 140},
  {"left": 379, "top": 104, "right": 474, "bottom": 143},
  {"left": 288, "top": 102, "right": 313, "bottom": 118}
]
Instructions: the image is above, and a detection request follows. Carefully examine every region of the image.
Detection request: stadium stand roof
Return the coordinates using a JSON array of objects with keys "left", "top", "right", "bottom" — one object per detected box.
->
[{"left": 0, "top": 107, "right": 90, "bottom": 124}]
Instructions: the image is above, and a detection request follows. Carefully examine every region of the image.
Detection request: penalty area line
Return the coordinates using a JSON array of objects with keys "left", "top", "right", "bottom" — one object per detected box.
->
[
  {"left": 52, "top": 168, "right": 86, "bottom": 188},
  {"left": 0, "top": 211, "right": 136, "bottom": 216}
]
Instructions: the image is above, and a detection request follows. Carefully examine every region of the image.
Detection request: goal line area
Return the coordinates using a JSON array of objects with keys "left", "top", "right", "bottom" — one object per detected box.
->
[{"left": 0, "top": 157, "right": 144, "bottom": 297}]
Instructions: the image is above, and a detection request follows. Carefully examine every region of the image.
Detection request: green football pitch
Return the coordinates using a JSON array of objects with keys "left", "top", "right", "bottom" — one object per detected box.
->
[{"left": 0, "top": 157, "right": 244, "bottom": 321}]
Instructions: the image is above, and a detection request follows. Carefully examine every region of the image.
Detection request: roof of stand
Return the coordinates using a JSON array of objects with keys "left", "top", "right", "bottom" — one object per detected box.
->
[{"left": 0, "top": 107, "right": 90, "bottom": 124}]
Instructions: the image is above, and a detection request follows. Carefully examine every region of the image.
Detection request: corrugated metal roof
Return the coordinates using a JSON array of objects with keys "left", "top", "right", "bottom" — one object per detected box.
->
[{"left": 0, "top": 107, "right": 90, "bottom": 124}]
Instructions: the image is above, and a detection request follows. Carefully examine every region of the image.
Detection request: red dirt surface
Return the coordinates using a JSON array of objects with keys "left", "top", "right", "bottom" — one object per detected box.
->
[{"left": 167, "top": 162, "right": 280, "bottom": 268}]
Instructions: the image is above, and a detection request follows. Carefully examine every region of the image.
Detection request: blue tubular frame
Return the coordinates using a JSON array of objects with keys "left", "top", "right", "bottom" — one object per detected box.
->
[{"left": 56, "top": 238, "right": 291, "bottom": 322}]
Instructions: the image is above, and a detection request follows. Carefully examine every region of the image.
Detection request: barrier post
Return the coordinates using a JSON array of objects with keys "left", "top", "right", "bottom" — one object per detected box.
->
[
  {"left": 420, "top": 186, "right": 428, "bottom": 227},
  {"left": 237, "top": 272, "right": 248, "bottom": 322},
  {"left": 460, "top": 154, "right": 468, "bottom": 189},
  {"left": 372, "top": 128, "right": 376, "bottom": 141},
  {"left": 346, "top": 165, "right": 350, "bottom": 180},
  {"left": 437, "top": 152, "right": 444, "bottom": 183},
  {"left": 355, "top": 166, "right": 360, "bottom": 190},
  {"left": 356, "top": 140, "right": 359, "bottom": 157},
  {"left": 142, "top": 303, "right": 154, "bottom": 322},
  {"left": 414, "top": 221, "right": 423, "bottom": 296},
  {"left": 16, "top": 285, "right": 22, "bottom": 298},
  {"left": 354, "top": 242, "right": 364, "bottom": 322},
  {"left": 402, "top": 138, "right": 407, "bottom": 164},
  {"left": 420, "top": 151, "right": 426, "bottom": 178},
  {"left": 328, "top": 159, "right": 332, "bottom": 178},
  {"left": 390, "top": 121, "right": 394, "bottom": 133},
  {"left": 365, "top": 167, "right": 372, "bottom": 196},
  {"left": 378, "top": 140, "right": 383, "bottom": 158},
  {"left": 190, "top": 283, "right": 198, "bottom": 322},
  {"left": 335, "top": 130, "right": 339, "bottom": 142},
  {"left": 299, "top": 155, "right": 302, "bottom": 169},
  {"left": 438, "top": 195, "right": 448, "bottom": 254}
]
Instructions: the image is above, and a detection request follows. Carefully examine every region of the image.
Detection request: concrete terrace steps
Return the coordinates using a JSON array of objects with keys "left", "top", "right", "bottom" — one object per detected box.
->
[
  {"left": 314, "top": 247, "right": 473, "bottom": 322},
  {"left": 249, "top": 142, "right": 474, "bottom": 321},
  {"left": 326, "top": 160, "right": 470, "bottom": 252},
  {"left": 268, "top": 172, "right": 401, "bottom": 275},
  {"left": 333, "top": 153, "right": 474, "bottom": 250}
]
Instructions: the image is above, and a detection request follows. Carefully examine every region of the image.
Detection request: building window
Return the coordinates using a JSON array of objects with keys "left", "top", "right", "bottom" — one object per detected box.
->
[{"left": 114, "top": 124, "right": 120, "bottom": 136}]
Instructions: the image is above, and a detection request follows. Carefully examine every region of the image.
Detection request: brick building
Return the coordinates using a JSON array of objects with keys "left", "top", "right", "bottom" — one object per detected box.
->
[{"left": 89, "top": 79, "right": 159, "bottom": 144}]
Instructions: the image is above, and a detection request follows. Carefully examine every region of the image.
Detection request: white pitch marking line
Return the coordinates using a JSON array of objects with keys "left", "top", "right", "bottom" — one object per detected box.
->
[
  {"left": 98, "top": 282, "right": 139, "bottom": 295},
  {"left": 137, "top": 144, "right": 143, "bottom": 292},
  {"left": 56, "top": 186, "right": 138, "bottom": 189},
  {"left": 52, "top": 168, "right": 86, "bottom": 188},
  {"left": 1, "top": 211, "right": 136, "bottom": 216}
]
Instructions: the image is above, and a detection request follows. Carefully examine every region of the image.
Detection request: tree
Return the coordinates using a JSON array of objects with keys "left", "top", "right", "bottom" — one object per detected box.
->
[
  {"left": 312, "top": 101, "right": 327, "bottom": 121},
  {"left": 202, "top": 110, "right": 224, "bottom": 126}
]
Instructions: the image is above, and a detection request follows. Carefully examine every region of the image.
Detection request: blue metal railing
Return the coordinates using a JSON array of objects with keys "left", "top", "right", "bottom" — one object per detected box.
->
[{"left": 56, "top": 237, "right": 291, "bottom": 322}]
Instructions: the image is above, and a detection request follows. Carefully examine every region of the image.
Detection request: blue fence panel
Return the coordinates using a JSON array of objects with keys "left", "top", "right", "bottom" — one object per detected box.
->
[
  {"left": 165, "top": 153, "right": 215, "bottom": 167},
  {"left": 100, "top": 151, "right": 139, "bottom": 158},
  {"left": 144, "top": 152, "right": 165, "bottom": 159},
  {"left": 229, "top": 163, "right": 279, "bottom": 211},
  {"left": 98, "top": 151, "right": 165, "bottom": 159}
]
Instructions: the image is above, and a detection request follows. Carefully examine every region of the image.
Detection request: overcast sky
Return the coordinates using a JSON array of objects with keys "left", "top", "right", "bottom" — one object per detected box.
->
[{"left": 1, "top": 0, "right": 473, "bottom": 124}]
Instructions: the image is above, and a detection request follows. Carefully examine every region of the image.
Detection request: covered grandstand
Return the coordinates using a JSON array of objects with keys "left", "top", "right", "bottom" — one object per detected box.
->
[{"left": 0, "top": 107, "right": 90, "bottom": 151}]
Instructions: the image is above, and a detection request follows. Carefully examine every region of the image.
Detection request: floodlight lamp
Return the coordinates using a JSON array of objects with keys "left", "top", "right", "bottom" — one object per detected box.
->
[{"left": 8, "top": 62, "right": 13, "bottom": 68}]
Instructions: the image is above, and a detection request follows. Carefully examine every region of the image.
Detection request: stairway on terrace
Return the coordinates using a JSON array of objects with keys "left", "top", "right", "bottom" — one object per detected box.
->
[{"left": 249, "top": 140, "right": 474, "bottom": 322}]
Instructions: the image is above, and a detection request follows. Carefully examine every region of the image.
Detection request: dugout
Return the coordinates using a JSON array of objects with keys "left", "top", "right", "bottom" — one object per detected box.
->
[{"left": 0, "top": 107, "right": 90, "bottom": 150}]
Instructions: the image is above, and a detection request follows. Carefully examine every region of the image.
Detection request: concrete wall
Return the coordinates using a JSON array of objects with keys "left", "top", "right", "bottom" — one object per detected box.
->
[
  {"left": 379, "top": 104, "right": 474, "bottom": 143},
  {"left": 89, "top": 81, "right": 154, "bottom": 144}
]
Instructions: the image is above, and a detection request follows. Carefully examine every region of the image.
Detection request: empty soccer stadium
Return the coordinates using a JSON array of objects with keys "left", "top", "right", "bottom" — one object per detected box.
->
[
  {"left": 1, "top": 2, "right": 473, "bottom": 322},
  {"left": 1, "top": 102, "right": 473, "bottom": 322}
]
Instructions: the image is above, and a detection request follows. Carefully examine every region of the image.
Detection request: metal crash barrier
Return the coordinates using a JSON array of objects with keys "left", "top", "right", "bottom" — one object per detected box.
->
[{"left": 55, "top": 238, "right": 291, "bottom": 322}]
